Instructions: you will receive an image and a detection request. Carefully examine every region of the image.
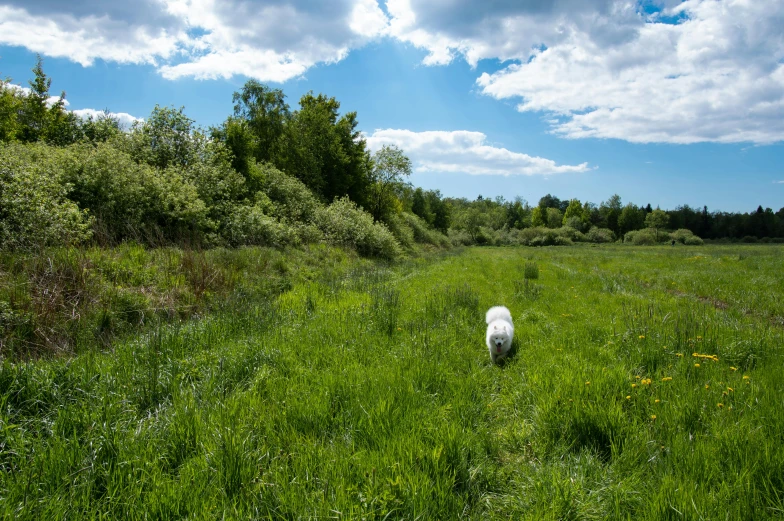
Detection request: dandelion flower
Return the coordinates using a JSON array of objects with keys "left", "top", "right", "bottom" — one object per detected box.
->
[
  {"left": 626, "top": 395, "right": 631, "bottom": 400},
  {"left": 705, "top": 384, "right": 709, "bottom": 389},
  {"left": 636, "top": 375, "right": 641, "bottom": 380},
  {"left": 639, "top": 335, "right": 645, "bottom": 339},
  {"left": 730, "top": 367, "right": 737, "bottom": 371},
  {"left": 697, "top": 335, "right": 703, "bottom": 340},
  {"left": 641, "top": 378, "right": 652, "bottom": 385},
  {"left": 632, "top": 383, "right": 637, "bottom": 388},
  {"left": 717, "top": 403, "right": 724, "bottom": 408},
  {"left": 676, "top": 353, "right": 684, "bottom": 357},
  {"left": 651, "top": 415, "right": 657, "bottom": 420},
  {"left": 655, "top": 399, "right": 660, "bottom": 403},
  {"left": 727, "top": 387, "right": 734, "bottom": 392},
  {"left": 743, "top": 375, "right": 750, "bottom": 380},
  {"left": 662, "top": 377, "right": 673, "bottom": 382},
  {"left": 694, "top": 363, "right": 700, "bottom": 368},
  {"left": 585, "top": 381, "right": 591, "bottom": 386}
]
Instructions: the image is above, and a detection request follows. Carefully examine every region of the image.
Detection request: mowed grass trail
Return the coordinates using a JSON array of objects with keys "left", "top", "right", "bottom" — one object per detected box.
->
[{"left": 1, "top": 245, "right": 783, "bottom": 519}]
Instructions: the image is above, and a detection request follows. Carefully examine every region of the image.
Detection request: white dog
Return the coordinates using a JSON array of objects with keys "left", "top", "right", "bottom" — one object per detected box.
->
[{"left": 486, "top": 306, "right": 514, "bottom": 363}]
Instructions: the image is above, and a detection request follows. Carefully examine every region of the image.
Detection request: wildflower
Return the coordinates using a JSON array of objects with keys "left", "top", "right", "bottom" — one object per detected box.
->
[
  {"left": 727, "top": 387, "right": 734, "bottom": 392},
  {"left": 743, "top": 375, "right": 750, "bottom": 380},
  {"left": 697, "top": 336, "right": 703, "bottom": 340},
  {"left": 626, "top": 395, "right": 631, "bottom": 400},
  {"left": 585, "top": 381, "right": 591, "bottom": 386},
  {"left": 650, "top": 415, "right": 657, "bottom": 420},
  {"left": 655, "top": 399, "right": 660, "bottom": 403},
  {"left": 722, "top": 391, "right": 728, "bottom": 396},
  {"left": 704, "top": 384, "right": 709, "bottom": 389},
  {"left": 676, "top": 353, "right": 684, "bottom": 357},
  {"left": 730, "top": 366, "right": 737, "bottom": 371},
  {"left": 631, "top": 383, "right": 637, "bottom": 388},
  {"left": 694, "top": 363, "right": 700, "bottom": 368},
  {"left": 639, "top": 335, "right": 645, "bottom": 339},
  {"left": 662, "top": 377, "right": 673, "bottom": 382},
  {"left": 641, "top": 378, "right": 652, "bottom": 385},
  {"left": 717, "top": 403, "right": 724, "bottom": 408},
  {"left": 635, "top": 375, "right": 641, "bottom": 380}
]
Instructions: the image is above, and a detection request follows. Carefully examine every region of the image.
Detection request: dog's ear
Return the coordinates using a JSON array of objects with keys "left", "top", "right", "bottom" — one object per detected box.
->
[{"left": 494, "top": 325, "right": 497, "bottom": 330}]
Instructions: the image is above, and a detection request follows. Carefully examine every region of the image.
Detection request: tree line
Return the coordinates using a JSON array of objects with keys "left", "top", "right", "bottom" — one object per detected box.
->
[{"left": 1, "top": 57, "right": 781, "bottom": 255}]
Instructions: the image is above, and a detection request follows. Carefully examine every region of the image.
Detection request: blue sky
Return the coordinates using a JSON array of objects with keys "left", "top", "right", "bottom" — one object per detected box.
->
[{"left": 1, "top": 0, "right": 782, "bottom": 213}]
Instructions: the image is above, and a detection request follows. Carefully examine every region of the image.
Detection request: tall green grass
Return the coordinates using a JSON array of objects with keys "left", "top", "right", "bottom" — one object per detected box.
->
[{"left": 1, "top": 244, "right": 782, "bottom": 519}]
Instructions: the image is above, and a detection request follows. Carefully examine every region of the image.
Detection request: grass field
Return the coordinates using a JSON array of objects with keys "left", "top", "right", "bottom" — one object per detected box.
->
[{"left": 1, "top": 244, "right": 783, "bottom": 519}]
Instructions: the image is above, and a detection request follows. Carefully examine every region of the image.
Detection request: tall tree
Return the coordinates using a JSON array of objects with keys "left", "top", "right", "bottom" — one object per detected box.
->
[
  {"left": 645, "top": 208, "right": 670, "bottom": 241},
  {"left": 368, "top": 145, "right": 411, "bottom": 222},
  {"left": 231, "top": 80, "right": 289, "bottom": 164}
]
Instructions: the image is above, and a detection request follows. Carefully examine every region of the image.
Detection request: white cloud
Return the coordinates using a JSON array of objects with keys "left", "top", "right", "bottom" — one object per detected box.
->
[
  {"left": 389, "top": 0, "right": 784, "bottom": 145},
  {"left": 0, "top": 0, "right": 389, "bottom": 83},
  {"left": 71, "top": 108, "right": 143, "bottom": 129},
  {"left": 2, "top": 82, "right": 70, "bottom": 107},
  {"left": 366, "top": 129, "right": 591, "bottom": 176}
]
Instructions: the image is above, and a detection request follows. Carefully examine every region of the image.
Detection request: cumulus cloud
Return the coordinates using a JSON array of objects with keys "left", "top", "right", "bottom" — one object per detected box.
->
[
  {"left": 388, "top": 0, "right": 784, "bottom": 145},
  {"left": 71, "top": 108, "right": 143, "bottom": 129},
  {"left": 366, "top": 129, "right": 591, "bottom": 176},
  {"left": 0, "top": 0, "right": 389, "bottom": 82}
]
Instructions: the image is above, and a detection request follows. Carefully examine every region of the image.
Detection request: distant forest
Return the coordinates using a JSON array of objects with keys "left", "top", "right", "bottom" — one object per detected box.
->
[{"left": 1, "top": 57, "right": 782, "bottom": 256}]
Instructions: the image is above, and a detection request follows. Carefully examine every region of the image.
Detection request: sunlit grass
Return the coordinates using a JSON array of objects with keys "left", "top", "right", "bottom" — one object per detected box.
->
[{"left": 1, "top": 244, "right": 782, "bottom": 519}]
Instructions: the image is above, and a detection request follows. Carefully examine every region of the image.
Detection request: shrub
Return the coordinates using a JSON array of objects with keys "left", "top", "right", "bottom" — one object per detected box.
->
[
  {"left": 585, "top": 226, "right": 616, "bottom": 243},
  {"left": 252, "top": 162, "right": 321, "bottom": 224},
  {"left": 315, "top": 197, "right": 402, "bottom": 259},
  {"left": 223, "top": 204, "right": 297, "bottom": 247},
  {"left": 448, "top": 229, "right": 474, "bottom": 246},
  {"left": 400, "top": 212, "right": 450, "bottom": 248},
  {"left": 555, "top": 226, "right": 585, "bottom": 242},
  {"left": 0, "top": 142, "right": 92, "bottom": 250},
  {"left": 741, "top": 235, "right": 758, "bottom": 243},
  {"left": 670, "top": 228, "right": 704, "bottom": 245},
  {"left": 624, "top": 229, "right": 657, "bottom": 245}
]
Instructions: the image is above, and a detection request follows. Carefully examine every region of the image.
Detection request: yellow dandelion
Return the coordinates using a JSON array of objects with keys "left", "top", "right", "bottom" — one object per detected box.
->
[
  {"left": 676, "top": 353, "right": 684, "bottom": 357},
  {"left": 585, "top": 381, "right": 591, "bottom": 386},
  {"left": 641, "top": 378, "right": 652, "bottom": 385},
  {"left": 655, "top": 399, "right": 660, "bottom": 403},
  {"left": 650, "top": 415, "right": 657, "bottom": 420},
  {"left": 662, "top": 377, "right": 673, "bottom": 382},
  {"left": 694, "top": 363, "right": 701, "bottom": 368},
  {"left": 730, "top": 367, "right": 737, "bottom": 371},
  {"left": 704, "top": 384, "right": 709, "bottom": 389},
  {"left": 717, "top": 403, "right": 724, "bottom": 408},
  {"left": 697, "top": 335, "right": 703, "bottom": 340},
  {"left": 635, "top": 375, "right": 641, "bottom": 380},
  {"left": 743, "top": 375, "right": 750, "bottom": 380},
  {"left": 727, "top": 387, "right": 734, "bottom": 392},
  {"left": 626, "top": 395, "right": 631, "bottom": 400},
  {"left": 722, "top": 391, "right": 728, "bottom": 396},
  {"left": 639, "top": 335, "right": 645, "bottom": 339},
  {"left": 631, "top": 383, "right": 637, "bottom": 388}
]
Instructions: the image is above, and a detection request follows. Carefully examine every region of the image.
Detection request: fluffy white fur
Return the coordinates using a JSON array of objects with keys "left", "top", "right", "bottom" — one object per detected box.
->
[{"left": 485, "top": 306, "right": 514, "bottom": 363}]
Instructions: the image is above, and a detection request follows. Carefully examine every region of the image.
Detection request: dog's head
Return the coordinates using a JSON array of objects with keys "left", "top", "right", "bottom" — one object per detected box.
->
[{"left": 489, "top": 324, "right": 510, "bottom": 353}]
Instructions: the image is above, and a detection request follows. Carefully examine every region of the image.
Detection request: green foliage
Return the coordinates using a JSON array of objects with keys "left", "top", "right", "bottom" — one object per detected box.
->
[
  {"left": 546, "top": 207, "right": 563, "bottom": 229},
  {"left": 619, "top": 203, "right": 646, "bottom": 235},
  {"left": 125, "top": 105, "right": 199, "bottom": 170},
  {"left": 624, "top": 228, "right": 661, "bottom": 245},
  {"left": 670, "top": 228, "right": 704, "bottom": 245},
  {"left": 531, "top": 206, "right": 545, "bottom": 227},
  {"left": 65, "top": 142, "right": 210, "bottom": 244},
  {"left": 645, "top": 208, "right": 670, "bottom": 240},
  {"left": 0, "top": 142, "right": 92, "bottom": 249},
  {"left": 315, "top": 197, "right": 402, "bottom": 259},
  {"left": 585, "top": 226, "right": 616, "bottom": 243},
  {"left": 231, "top": 80, "right": 289, "bottom": 164},
  {"left": 368, "top": 144, "right": 412, "bottom": 223}
]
